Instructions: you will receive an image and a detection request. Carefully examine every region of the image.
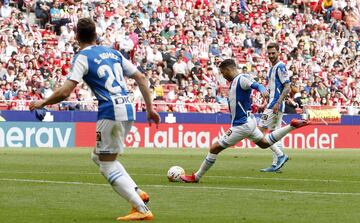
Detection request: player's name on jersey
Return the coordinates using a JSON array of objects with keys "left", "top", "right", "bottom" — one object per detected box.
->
[{"left": 94, "top": 52, "right": 119, "bottom": 64}]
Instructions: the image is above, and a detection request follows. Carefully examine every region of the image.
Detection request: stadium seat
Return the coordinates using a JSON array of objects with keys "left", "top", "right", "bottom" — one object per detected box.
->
[
  {"left": 0, "top": 103, "right": 9, "bottom": 110},
  {"left": 164, "top": 84, "right": 177, "bottom": 91}
]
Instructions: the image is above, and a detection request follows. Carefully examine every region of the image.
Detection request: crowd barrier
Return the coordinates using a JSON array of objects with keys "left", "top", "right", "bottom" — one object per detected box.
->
[{"left": 0, "top": 111, "right": 359, "bottom": 149}]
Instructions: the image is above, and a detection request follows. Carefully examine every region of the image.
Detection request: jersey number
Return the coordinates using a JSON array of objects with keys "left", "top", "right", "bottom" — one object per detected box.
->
[
  {"left": 97, "top": 63, "right": 126, "bottom": 94},
  {"left": 261, "top": 114, "right": 268, "bottom": 121}
]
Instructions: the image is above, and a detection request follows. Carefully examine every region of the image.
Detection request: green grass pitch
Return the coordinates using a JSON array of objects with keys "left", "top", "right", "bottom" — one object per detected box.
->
[{"left": 1, "top": 148, "right": 360, "bottom": 223}]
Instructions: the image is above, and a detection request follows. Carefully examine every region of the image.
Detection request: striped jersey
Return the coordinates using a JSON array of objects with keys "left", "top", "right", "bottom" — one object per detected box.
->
[
  {"left": 228, "top": 74, "right": 256, "bottom": 126},
  {"left": 68, "top": 45, "right": 138, "bottom": 121},
  {"left": 266, "top": 61, "right": 290, "bottom": 112}
]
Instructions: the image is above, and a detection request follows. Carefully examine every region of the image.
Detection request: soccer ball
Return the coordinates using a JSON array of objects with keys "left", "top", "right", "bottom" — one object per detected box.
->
[{"left": 167, "top": 166, "right": 185, "bottom": 182}]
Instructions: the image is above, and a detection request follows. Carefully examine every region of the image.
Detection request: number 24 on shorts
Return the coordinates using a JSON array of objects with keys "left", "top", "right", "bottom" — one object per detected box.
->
[
  {"left": 225, "top": 129, "right": 232, "bottom": 136},
  {"left": 261, "top": 114, "right": 268, "bottom": 121}
]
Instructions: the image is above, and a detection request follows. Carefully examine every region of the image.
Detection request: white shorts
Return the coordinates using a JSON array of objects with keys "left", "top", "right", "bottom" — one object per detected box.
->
[
  {"left": 218, "top": 116, "right": 264, "bottom": 148},
  {"left": 258, "top": 109, "right": 283, "bottom": 131},
  {"left": 96, "top": 119, "right": 133, "bottom": 155}
]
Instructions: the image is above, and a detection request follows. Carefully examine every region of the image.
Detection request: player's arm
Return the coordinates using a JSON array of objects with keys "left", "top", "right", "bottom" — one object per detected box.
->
[
  {"left": 120, "top": 54, "right": 160, "bottom": 125},
  {"left": 240, "top": 75, "right": 269, "bottom": 98},
  {"left": 272, "top": 82, "right": 290, "bottom": 114},
  {"left": 276, "top": 83, "right": 290, "bottom": 105},
  {"left": 273, "top": 64, "right": 290, "bottom": 114},
  {"left": 131, "top": 71, "right": 161, "bottom": 125},
  {"left": 131, "top": 71, "right": 154, "bottom": 111},
  {"left": 250, "top": 82, "right": 269, "bottom": 98},
  {"left": 29, "top": 80, "right": 78, "bottom": 110},
  {"left": 30, "top": 54, "right": 87, "bottom": 111}
]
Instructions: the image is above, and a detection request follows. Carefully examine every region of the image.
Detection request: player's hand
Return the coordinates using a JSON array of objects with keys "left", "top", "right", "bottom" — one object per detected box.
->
[
  {"left": 273, "top": 102, "right": 280, "bottom": 115},
  {"left": 29, "top": 100, "right": 45, "bottom": 111},
  {"left": 147, "top": 109, "right": 161, "bottom": 128}
]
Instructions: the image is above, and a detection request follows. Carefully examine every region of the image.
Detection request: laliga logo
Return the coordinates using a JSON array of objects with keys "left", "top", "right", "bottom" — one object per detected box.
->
[{"left": 126, "top": 126, "right": 141, "bottom": 147}]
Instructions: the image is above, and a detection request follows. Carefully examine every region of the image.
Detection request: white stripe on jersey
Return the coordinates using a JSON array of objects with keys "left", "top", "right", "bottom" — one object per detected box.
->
[
  {"left": 229, "top": 74, "right": 253, "bottom": 125},
  {"left": 229, "top": 75, "right": 240, "bottom": 125},
  {"left": 268, "top": 61, "right": 281, "bottom": 101},
  {"left": 69, "top": 54, "right": 88, "bottom": 83},
  {"left": 267, "top": 61, "right": 289, "bottom": 111}
]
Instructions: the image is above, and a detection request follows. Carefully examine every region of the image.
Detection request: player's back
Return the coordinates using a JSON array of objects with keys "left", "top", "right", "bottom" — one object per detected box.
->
[{"left": 74, "top": 45, "right": 137, "bottom": 121}]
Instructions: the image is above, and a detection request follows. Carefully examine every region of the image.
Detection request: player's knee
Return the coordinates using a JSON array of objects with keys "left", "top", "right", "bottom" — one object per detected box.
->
[
  {"left": 256, "top": 139, "right": 269, "bottom": 149},
  {"left": 118, "top": 145, "right": 125, "bottom": 155},
  {"left": 210, "top": 142, "right": 226, "bottom": 154},
  {"left": 91, "top": 152, "right": 101, "bottom": 167}
]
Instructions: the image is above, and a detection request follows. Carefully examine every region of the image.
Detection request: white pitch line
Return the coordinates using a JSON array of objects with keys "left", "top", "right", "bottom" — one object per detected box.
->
[
  {"left": 0, "top": 178, "right": 359, "bottom": 196},
  {"left": 0, "top": 170, "right": 359, "bottom": 184}
]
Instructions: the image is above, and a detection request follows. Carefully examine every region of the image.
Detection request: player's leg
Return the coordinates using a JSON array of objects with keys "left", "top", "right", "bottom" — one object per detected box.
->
[
  {"left": 93, "top": 120, "right": 152, "bottom": 221},
  {"left": 116, "top": 121, "right": 150, "bottom": 214},
  {"left": 256, "top": 118, "right": 309, "bottom": 170},
  {"left": 270, "top": 112, "right": 285, "bottom": 164},
  {"left": 256, "top": 118, "right": 309, "bottom": 148},
  {"left": 181, "top": 142, "right": 227, "bottom": 183},
  {"left": 181, "top": 125, "right": 247, "bottom": 183},
  {"left": 91, "top": 123, "right": 149, "bottom": 203},
  {"left": 258, "top": 109, "right": 285, "bottom": 172},
  {"left": 194, "top": 142, "right": 226, "bottom": 180}
]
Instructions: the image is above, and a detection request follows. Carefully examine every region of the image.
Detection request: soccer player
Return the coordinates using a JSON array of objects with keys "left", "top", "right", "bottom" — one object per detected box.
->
[
  {"left": 29, "top": 18, "right": 160, "bottom": 221},
  {"left": 258, "top": 42, "right": 291, "bottom": 172},
  {"left": 180, "top": 59, "right": 308, "bottom": 183}
]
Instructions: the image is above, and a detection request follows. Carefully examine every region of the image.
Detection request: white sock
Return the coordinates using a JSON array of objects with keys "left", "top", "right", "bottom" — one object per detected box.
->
[
  {"left": 269, "top": 142, "right": 283, "bottom": 165},
  {"left": 99, "top": 161, "right": 149, "bottom": 213},
  {"left": 92, "top": 154, "right": 144, "bottom": 201},
  {"left": 195, "top": 152, "right": 218, "bottom": 180},
  {"left": 114, "top": 161, "right": 138, "bottom": 189},
  {"left": 265, "top": 125, "right": 294, "bottom": 146}
]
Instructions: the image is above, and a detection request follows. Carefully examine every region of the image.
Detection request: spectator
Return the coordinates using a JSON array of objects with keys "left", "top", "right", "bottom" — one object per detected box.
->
[
  {"left": 40, "top": 80, "right": 53, "bottom": 99},
  {"left": 10, "top": 89, "right": 28, "bottom": 110},
  {"left": 0, "top": 2, "right": 11, "bottom": 18},
  {"left": 322, "top": 0, "right": 334, "bottom": 23},
  {"left": 0, "top": 0, "right": 358, "bottom": 113},
  {"left": 172, "top": 55, "right": 188, "bottom": 85},
  {"left": 35, "top": 0, "right": 51, "bottom": 27}
]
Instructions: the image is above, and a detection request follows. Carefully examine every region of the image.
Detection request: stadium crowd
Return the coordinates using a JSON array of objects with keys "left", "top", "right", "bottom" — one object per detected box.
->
[{"left": 0, "top": 0, "right": 359, "bottom": 114}]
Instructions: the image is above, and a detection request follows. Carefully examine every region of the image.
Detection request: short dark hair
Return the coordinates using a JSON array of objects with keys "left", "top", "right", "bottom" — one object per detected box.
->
[
  {"left": 76, "top": 18, "right": 97, "bottom": 44},
  {"left": 267, "top": 42, "right": 279, "bottom": 51},
  {"left": 219, "top": 59, "right": 236, "bottom": 69}
]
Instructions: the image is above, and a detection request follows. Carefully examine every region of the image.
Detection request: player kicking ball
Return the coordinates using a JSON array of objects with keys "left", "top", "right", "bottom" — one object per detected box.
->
[{"left": 181, "top": 59, "right": 309, "bottom": 183}]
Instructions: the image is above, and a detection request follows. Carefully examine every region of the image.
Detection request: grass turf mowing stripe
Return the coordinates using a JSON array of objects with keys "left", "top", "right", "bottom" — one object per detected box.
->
[
  {"left": 1, "top": 177, "right": 360, "bottom": 196},
  {"left": 1, "top": 170, "right": 360, "bottom": 184}
]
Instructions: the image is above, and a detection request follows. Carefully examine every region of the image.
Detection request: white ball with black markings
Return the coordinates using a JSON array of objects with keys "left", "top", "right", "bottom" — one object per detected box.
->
[{"left": 167, "top": 166, "right": 185, "bottom": 182}]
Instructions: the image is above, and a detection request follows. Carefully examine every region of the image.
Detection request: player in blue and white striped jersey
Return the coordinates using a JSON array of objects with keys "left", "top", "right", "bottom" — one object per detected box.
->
[
  {"left": 30, "top": 18, "right": 159, "bottom": 221},
  {"left": 259, "top": 43, "right": 291, "bottom": 173},
  {"left": 180, "top": 59, "right": 309, "bottom": 183}
]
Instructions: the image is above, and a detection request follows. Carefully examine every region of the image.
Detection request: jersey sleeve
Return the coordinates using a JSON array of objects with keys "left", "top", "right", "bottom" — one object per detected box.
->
[
  {"left": 277, "top": 63, "right": 290, "bottom": 84},
  {"left": 119, "top": 54, "right": 138, "bottom": 77},
  {"left": 239, "top": 75, "right": 255, "bottom": 90},
  {"left": 67, "top": 54, "right": 88, "bottom": 83}
]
